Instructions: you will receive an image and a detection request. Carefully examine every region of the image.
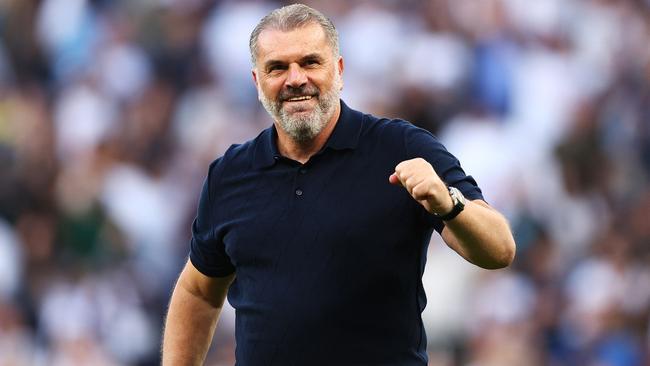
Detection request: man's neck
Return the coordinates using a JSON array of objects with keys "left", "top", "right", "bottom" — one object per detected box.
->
[{"left": 275, "top": 106, "right": 341, "bottom": 164}]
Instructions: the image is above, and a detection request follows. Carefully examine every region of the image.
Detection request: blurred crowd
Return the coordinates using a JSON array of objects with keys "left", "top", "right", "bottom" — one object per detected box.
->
[{"left": 0, "top": 0, "right": 649, "bottom": 365}]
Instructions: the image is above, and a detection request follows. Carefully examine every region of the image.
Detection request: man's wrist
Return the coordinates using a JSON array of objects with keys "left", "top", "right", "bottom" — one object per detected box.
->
[{"left": 435, "top": 186, "right": 466, "bottom": 221}]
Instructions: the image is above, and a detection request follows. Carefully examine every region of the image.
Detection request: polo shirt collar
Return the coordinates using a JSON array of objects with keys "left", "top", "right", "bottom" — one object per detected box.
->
[
  {"left": 251, "top": 127, "right": 280, "bottom": 169},
  {"left": 252, "top": 99, "right": 363, "bottom": 169},
  {"left": 323, "top": 99, "right": 363, "bottom": 151}
]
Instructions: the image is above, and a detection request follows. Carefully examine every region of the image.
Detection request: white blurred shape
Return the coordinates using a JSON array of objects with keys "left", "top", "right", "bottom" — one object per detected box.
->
[
  {"left": 337, "top": 3, "right": 406, "bottom": 110},
  {"left": 510, "top": 47, "right": 581, "bottom": 151},
  {"left": 422, "top": 236, "right": 482, "bottom": 342},
  {"left": 568, "top": 1, "right": 620, "bottom": 94},
  {"left": 40, "top": 281, "right": 96, "bottom": 341},
  {"left": 503, "top": 0, "right": 564, "bottom": 38},
  {"left": 439, "top": 113, "right": 518, "bottom": 212},
  {"left": 565, "top": 258, "right": 622, "bottom": 315},
  {"left": 469, "top": 271, "right": 536, "bottom": 328},
  {"left": 54, "top": 82, "right": 116, "bottom": 161},
  {"left": 0, "top": 220, "right": 21, "bottom": 298},
  {"left": 36, "top": 0, "right": 89, "bottom": 53},
  {"left": 100, "top": 164, "right": 185, "bottom": 274},
  {"left": 173, "top": 85, "right": 256, "bottom": 160},
  {"left": 97, "top": 42, "right": 152, "bottom": 101},
  {"left": 201, "top": 1, "right": 271, "bottom": 103},
  {"left": 401, "top": 33, "right": 470, "bottom": 92},
  {"left": 339, "top": 4, "right": 404, "bottom": 78},
  {"left": 103, "top": 304, "right": 155, "bottom": 363}
]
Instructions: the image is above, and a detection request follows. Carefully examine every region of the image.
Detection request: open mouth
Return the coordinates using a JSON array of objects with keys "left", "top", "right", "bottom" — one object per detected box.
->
[{"left": 284, "top": 95, "right": 314, "bottom": 102}]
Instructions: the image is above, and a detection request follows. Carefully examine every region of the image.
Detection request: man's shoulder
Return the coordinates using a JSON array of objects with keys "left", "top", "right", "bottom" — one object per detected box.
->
[
  {"left": 355, "top": 108, "right": 423, "bottom": 135},
  {"left": 356, "top": 109, "right": 432, "bottom": 145},
  {"left": 350, "top": 106, "right": 445, "bottom": 162},
  {"left": 207, "top": 127, "right": 271, "bottom": 176}
]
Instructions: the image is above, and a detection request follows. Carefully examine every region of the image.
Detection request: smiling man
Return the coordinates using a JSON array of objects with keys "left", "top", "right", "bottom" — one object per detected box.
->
[
  {"left": 162, "top": 4, "right": 515, "bottom": 366},
  {"left": 253, "top": 16, "right": 344, "bottom": 162}
]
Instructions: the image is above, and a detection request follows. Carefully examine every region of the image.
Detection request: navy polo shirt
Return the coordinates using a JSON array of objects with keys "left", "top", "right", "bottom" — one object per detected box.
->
[{"left": 190, "top": 100, "right": 483, "bottom": 365}]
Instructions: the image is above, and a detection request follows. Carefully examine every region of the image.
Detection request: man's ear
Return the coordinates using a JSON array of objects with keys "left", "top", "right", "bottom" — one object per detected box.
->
[
  {"left": 252, "top": 69, "right": 259, "bottom": 87},
  {"left": 337, "top": 56, "right": 345, "bottom": 90},
  {"left": 252, "top": 69, "right": 263, "bottom": 101}
]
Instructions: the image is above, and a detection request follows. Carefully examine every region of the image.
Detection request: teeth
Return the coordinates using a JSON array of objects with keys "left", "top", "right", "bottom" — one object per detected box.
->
[{"left": 286, "top": 96, "right": 312, "bottom": 102}]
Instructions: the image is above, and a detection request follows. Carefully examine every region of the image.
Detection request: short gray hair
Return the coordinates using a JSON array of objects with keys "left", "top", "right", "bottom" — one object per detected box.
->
[{"left": 249, "top": 4, "right": 340, "bottom": 66}]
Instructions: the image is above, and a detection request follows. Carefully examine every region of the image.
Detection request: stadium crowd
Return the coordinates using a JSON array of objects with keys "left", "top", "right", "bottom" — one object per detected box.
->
[{"left": 0, "top": 0, "right": 649, "bottom": 365}]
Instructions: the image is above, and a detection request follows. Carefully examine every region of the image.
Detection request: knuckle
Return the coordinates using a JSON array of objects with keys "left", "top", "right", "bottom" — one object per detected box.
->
[{"left": 412, "top": 186, "right": 424, "bottom": 199}]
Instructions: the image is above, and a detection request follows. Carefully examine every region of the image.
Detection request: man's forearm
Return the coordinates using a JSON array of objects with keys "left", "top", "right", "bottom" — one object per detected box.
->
[
  {"left": 162, "top": 277, "right": 225, "bottom": 365},
  {"left": 389, "top": 158, "right": 515, "bottom": 269},
  {"left": 442, "top": 199, "right": 516, "bottom": 269}
]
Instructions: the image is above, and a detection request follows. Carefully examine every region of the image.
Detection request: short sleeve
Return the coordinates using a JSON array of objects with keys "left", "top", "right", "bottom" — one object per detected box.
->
[
  {"left": 404, "top": 125, "right": 484, "bottom": 232},
  {"left": 189, "top": 159, "right": 236, "bottom": 277}
]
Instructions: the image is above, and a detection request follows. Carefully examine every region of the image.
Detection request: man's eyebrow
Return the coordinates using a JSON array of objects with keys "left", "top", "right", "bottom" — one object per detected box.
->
[
  {"left": 300, "top": 53, "right": 324, "bottom": 62},
  {"left": 263, "top": 53, "right": 325, "bottom": 69},
  {"left": 263, "top": 60, "right": 285, "bottom": 70}
]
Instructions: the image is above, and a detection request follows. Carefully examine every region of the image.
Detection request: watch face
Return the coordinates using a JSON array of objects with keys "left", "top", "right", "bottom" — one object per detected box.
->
[
  {"left": 450, "top": 187, "right": 465, "bottom": 206},
  {"left": 438, "top": 186, "right": 466, "bottom": 220}
]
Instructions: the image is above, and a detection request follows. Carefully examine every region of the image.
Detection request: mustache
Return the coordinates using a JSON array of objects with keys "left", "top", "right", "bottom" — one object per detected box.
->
[{"left": 279, "top": 85, "right": 319, "bottom": 101}]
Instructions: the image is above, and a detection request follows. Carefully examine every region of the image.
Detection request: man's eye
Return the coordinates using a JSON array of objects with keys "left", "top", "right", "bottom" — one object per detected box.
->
[{"left": 268, "top": 65, "right": 286, "bottom": 72}]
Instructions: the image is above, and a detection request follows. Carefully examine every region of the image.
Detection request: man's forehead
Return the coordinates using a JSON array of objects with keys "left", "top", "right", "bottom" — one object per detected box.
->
[{"left": 256, "top": 23, "right": 330, "bottom": 60}]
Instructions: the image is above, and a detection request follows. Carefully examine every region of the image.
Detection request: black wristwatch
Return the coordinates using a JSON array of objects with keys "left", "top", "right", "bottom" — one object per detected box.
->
[{"left": 436, "top": 186, "right": 466, "bottom": 221}]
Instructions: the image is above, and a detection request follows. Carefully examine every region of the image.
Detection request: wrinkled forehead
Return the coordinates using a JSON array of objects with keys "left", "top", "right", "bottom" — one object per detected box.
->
[{"left": 255, "top": 23, "right": 334, "bottom": 64}]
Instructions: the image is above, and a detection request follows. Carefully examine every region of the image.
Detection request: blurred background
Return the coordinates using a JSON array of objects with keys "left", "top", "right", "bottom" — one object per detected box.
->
[{"left": 0, "top": 0, "right": 649, "bottom": 365}]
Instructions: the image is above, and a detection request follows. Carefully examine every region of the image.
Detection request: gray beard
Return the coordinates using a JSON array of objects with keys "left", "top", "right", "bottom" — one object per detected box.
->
[{"left": 260, "top": 80, "right": 341, "bottom": 145}]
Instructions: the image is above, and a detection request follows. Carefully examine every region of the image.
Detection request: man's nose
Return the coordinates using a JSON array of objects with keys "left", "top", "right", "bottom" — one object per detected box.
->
[{"left": 285, "top": 63, "right": 307, "bottom": 88}]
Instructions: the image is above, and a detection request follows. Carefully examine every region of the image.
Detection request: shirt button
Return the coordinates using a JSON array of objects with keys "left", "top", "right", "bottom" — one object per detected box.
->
[
  {"left": 299, "top": 168, "right": 307, "bottom": 174},
  {"left": 295, "top": 189, "right": 303, "bottom": 196}
]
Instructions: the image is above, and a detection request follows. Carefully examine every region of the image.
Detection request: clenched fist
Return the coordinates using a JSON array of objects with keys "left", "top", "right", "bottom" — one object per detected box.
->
[{"left": 389, "top": 158, "right": 454, "bottom": 216}]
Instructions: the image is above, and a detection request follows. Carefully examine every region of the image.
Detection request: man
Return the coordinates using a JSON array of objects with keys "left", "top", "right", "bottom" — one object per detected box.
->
[{"left": 162, "top": 4, "right": 515, "bottom": 365}]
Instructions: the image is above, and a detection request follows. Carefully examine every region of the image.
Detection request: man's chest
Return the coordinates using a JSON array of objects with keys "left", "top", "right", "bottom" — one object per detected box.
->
[{"left": 211, "top": 150, "right": 425, "bottom": 274}]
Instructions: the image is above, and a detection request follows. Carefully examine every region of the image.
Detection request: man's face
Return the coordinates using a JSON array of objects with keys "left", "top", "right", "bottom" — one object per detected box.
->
[{"left": 252, "top": 22, "right": 344, "bottom": 144}]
